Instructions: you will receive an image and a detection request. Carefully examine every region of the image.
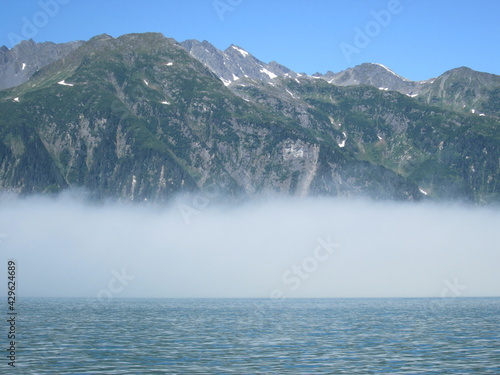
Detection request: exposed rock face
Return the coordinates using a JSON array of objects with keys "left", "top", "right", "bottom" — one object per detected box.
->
[
  {"left": 180, "top": 40, "right": 299, "bottom": 86},
  {"left": 0, "top": 39, "right": 84, "bottom": 90},
  {"left": 0, "top": 33, "right": 498, "bottom": 203}
]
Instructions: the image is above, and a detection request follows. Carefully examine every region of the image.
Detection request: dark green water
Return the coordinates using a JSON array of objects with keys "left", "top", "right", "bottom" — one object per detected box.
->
[{"left": 6, "top": 298, "right": 500, "bottom": 374}]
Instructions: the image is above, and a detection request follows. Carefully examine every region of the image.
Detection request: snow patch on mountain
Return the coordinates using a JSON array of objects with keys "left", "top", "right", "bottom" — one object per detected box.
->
[
  {"left": 231, "top": 46, "right": 249, "bottom": 57},
  {"left": 374, "top": 63, "right": 409, "bottom": 81},
  {"left": 419, "top": 188, "right": 429, "bottom": 196},
  {"left": 286, "top": 89, "right": 297, "bottom": 99},
  {"left": 260, "top": 68, "right": 277, "bottom": 79},
  {"left": 338, "top": 132, "right": 347, "bottom": 148},
  {"left": 58, "top": 80, "right": 74, "bottom": 87}
]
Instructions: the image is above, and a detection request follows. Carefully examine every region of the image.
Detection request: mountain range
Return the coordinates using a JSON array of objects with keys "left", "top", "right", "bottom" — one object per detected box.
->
[{"left": 0, "top": 33, "right": 498, "bottom": 203}]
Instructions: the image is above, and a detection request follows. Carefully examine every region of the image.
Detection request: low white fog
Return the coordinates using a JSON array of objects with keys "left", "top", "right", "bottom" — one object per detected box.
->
[{"left": 0, "top": 193, "right": 498, "bottom": 299}]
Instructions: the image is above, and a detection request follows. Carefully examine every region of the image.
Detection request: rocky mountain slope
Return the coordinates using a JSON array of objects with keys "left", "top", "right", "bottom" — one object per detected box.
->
[
  {"left": 180, "top": 39, "right": 500, "bottom": 119},
  {"left": 416, "top": 67, "right": 500, "bottom": 117},
  {"left": 0, "top": 33, "right": 498, "bottom": 203},
  {"left": 314, "top": 64, "right": 500, "bottom": 119},
  {"left": 180, "top": 39, "right": 299, "bottom": 86},
  {"left": 315, "top": 63, "right": 424, "bottom": 95},
  {"left": 0, "top": 39, "right": 83, "bottom": 90}
]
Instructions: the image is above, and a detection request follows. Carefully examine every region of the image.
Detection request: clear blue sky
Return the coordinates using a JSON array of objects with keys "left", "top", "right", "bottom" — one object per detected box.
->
[{"left": 0, "top": 0, "right": 498, "bottom": 81}]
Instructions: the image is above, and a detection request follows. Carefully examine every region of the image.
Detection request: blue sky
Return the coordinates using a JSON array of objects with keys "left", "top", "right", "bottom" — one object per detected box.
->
[{"left": 0, "top": 0, "right": 498, "bottom": 81}]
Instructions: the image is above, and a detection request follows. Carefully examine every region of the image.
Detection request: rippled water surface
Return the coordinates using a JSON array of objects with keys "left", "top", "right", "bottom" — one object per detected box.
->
[{"left": 10, "top": 298, "right": 500, "bottom": 374}]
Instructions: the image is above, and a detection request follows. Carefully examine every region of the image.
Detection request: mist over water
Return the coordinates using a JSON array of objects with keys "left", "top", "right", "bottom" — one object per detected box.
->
[{"left": 0, "top": 193, "right": 498, "bottom": 299}]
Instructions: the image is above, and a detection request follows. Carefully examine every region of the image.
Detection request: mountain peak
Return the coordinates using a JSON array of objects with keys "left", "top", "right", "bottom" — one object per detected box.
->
[
  {"left": 180, "top": 39, "right": 296, "bottom": 86},
  {"left": 18, "top": 39, "right": 36, "bottom": 47},
  {"left": 226, "top": 45, "right": 251, "bottom": 58},
  {"left": 0, "top": 38, "right": 84, "bottom": 90},
  {"left": 437, "top": 66, "right": 500, "bottom": 83},
  {"left": 0, "top": 32, "right": 499, "bottom": 203},
  {"left": 89, "top": 33, "right": 114, "bottom": 42},
  {"left": 453, "top": 66, "right": 473, "bottom": 72},
  {"left": 445, "top": 66, "right": 482, "bottom": 76},
  {"left": 360, "top": 63, "right": 410, "bottom": 81}
]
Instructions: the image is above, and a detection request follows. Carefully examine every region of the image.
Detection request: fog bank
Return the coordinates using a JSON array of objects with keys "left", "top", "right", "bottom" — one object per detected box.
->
[{"left": 0, "top": 194, "right": 499, "bottom": 299}]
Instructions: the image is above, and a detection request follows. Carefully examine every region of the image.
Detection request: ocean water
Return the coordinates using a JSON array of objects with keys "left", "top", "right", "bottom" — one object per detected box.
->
[{"left": 7, "top": 298, "right": 500, "bottom": 374}]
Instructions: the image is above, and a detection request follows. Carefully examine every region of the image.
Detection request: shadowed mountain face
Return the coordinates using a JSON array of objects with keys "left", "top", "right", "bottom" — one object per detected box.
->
[
  {"left": 0, "top": 39, "right": 84, "bottom": 90},
  {"left": 0, "top": 33, "right": 498, "bottom": 203},
  {"left": 415, "top": 67, "right": 500, "bottom": 117}
]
